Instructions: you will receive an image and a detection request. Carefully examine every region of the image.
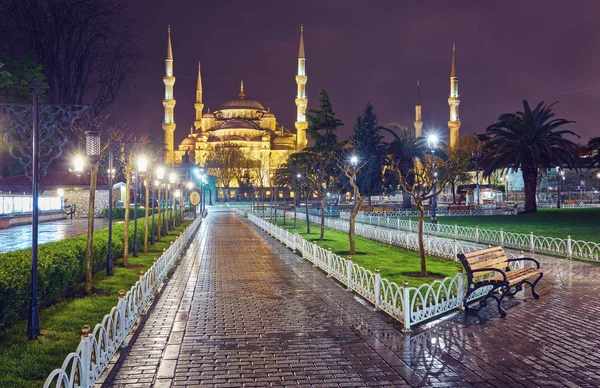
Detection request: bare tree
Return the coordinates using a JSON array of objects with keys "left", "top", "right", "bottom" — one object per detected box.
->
[
  {"left": 341, "top": 156, "right": 371, "bottom": 255},
  {"left": 388, "top": 155, "right": 453, "bottom": 277},
  {"left": 0, "top": 0, "right": 142, "bottom": 116},
  {"left": 205, "top": 143, "right": 247, "bottom": 200}
]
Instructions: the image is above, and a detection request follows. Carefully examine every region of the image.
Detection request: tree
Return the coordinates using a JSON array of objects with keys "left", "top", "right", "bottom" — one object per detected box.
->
[
  {"left": 116, "top": 136, "right": 147, "bottom": 267},
  {"left": 0, "top": 54, "right": 48, "bottom": 103},
  {"left": 481, "top": 100, "right": 580, "bottom": 213},
  {"left": 341, "top": 153, "right": 371, "bottom": 255},
  {"left": 447, "top": 136, "right": 477, "bottom": 203},
  {"left": 306, "top": 89, "right": 345, "bottom": 240},
  {"left": 307, "top": 89, "right": 343, "bottom": 152},
  {"left": 350, "top": 103, "right": 386, "bottom": 205},
  {"left": 205, "top": 143, "right": 247, "bottom": 200},
  {"left": 1, "top": 0, "right": 142, "bottom": 116},
  {"left": 387, "top": 150, "right": 453, "bottom": 277},
  {"left": 381, "top": 125, "right": 425, "bottom": 208},
  {"left": 587, "top": 137, "right": 600, "bottom": 169}
]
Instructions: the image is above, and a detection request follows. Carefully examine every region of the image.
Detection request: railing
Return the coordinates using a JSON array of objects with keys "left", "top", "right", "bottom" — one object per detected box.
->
[
  {"left": 43, "top": 215, "right": 204, "bottom": 388},
  {"left": 245, "top": 213, "right": 526, "bottom": 332},
  {"left": 339, "top": 211, "right": 600, "bottom": 261},
  {"left": 341, "top": 206, "right": 518, "bottom": 219},
  {"left": 538, "top": 202, "right": 600, "bottom": 209}
]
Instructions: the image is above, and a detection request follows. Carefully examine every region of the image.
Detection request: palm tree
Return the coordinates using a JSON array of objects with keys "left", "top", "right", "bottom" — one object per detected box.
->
[
  {"left": 481, "top": 100, "right": 580, "bottom": 213},
  {"left": 587, "top": 137, "right": 600, "bottom": 169},
  {"left": 381, "top": 125, "right": 426, "bottom": 208}
]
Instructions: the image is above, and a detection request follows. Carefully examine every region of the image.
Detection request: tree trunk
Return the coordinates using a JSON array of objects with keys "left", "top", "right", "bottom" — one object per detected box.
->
[
  {"left": 320, "top": 196, "right": 325, "bottom": 240},
  {"left": 522, "top": 166, "right": 538, "bottom": 213},
  {"left": 305, "top": 190, "right": 310, "bottom": 234},
  {"left": 417, "top": 200, "right": 427, "bottom": 277},
  {"left": 451, "top": 180, "right": 456, "bottom": 204},
  {"left": 157, "top": 187, "right": 161, "bottom": 240},
  {"left": 293, "top": 195, "right": 297, "bottom": 228},
  {"left": 84, "top": 163, "right": 98, "bottom": 295},
  {"left": 349, "top": 195, "right": 363, "bottom": 255},
  {"left": 144, "top": 181, "right": 149, "bottom": 252},
  {"left": 123, "top": 165, "right": 132, "bottom": 266},
  {"left": 283, "top": 189, "right": 286, "bottom": 225}
]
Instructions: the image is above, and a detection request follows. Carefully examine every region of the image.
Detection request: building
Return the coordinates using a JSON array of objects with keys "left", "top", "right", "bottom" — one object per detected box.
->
[{"left": 162, "top": 25, "right": 308, "bottom": 194}]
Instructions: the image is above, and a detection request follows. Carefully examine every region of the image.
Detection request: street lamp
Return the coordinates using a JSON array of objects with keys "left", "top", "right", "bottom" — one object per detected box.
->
[
  {"left": 473, "top": 141, "right": 480, "bottom": 206},
  {"left": 133, "top": 155, "right": 147, "bottom": 257},
  {"left": 350, "top": 155, "right": 358, "bottom": 206},
  {"left": 83, "top": 129, "right": 101, "bottom": 296},
  {"left": 597, "top": 172, "right": 600, "bottom": 203},
  {"left": 427, "top": 135, "right": 439, "bottom": 225}
]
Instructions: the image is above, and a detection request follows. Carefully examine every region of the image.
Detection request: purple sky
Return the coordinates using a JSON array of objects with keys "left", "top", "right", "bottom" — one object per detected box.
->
[{"left": 107, "top": 0, "right": 600, "bottom": 146}]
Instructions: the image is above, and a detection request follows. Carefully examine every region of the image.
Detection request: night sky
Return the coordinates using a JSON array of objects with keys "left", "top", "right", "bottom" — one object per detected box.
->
[{"left": 108, "top": 0, "right": 600, "bottom": 146}]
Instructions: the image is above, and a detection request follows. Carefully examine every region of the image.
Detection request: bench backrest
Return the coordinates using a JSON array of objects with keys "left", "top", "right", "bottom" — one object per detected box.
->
[{"left": 458, "top": 246, "right": 508, "bottom": 278}]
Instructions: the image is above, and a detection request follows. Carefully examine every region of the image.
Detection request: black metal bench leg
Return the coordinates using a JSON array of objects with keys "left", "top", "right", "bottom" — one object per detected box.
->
[
  {"left": 528, "top": 273, "right": 543, "bottom": 299},
  {"left": 496, "top": 285, "right": 509, "bottom": 317}
]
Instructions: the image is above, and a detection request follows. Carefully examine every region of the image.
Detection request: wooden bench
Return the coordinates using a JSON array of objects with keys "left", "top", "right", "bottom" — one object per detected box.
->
[
  {"left": 457, "top": 246, "right": 543, "bottom": 317},
  {"left": 563, "top": 200, "right": 577, "bottom": 205},
  {"left": 448, "top": 205, "right": 469, "bottom": 211}
]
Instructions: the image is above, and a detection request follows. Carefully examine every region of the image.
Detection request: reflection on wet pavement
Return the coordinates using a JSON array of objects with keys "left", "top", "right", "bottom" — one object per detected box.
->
[{"left": 0, "top": 218, "right": 110, "bottom": 252}]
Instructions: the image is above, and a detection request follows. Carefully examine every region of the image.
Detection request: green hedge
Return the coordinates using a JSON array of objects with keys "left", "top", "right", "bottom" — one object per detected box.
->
[
  {"left": 101, "top": 207, "right": 154, "bottom": 219},
  {"left": 0, "top": 222, "right": 145, "bottom": 327}
]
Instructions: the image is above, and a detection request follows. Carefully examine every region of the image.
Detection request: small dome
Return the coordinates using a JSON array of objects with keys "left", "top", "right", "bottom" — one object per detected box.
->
[
  {"left": 219, "top": 95, "right": 265, "bottom": 111},
  {"left": 203, "top": 111, "right": 215, "bottom": 118},
  {"left": 181, "top": 136, "right": 195, "bottom": 146},
  {"left": 273, "top": 136, "right": 292, "bottom": 144}
]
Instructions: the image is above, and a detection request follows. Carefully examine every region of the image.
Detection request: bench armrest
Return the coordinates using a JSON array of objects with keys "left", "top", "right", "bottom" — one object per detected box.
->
[
  {"left": 470, "top": 267, "right": 507, "bottom": 283},
  {"left": 507, "top": 257, "right": 540, "bottom": 269}
]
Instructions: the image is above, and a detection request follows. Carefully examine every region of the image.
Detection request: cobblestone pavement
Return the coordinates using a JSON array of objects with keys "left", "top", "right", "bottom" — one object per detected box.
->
[
  {"left": 0, "top": 218, "right": 110, "bottom": 252},
  {"left": 103, "top": 210, "right": 600, "bottom": 387}
]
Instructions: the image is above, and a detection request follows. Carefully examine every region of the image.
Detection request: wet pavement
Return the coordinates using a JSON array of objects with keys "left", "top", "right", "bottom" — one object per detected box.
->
[
  {"left": 102, "top": 210, "right": 600, "bottom": 387},
  {"left": 0, "top": 218, "right": 110, "bottom": 252}
]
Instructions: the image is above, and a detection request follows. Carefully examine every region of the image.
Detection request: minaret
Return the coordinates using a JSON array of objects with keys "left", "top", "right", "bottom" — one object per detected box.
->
[
  {"left": 193, "top": 61, "right": 203, "bottom": 132},
  {"left": 295, "top": 24, "right": 308, "bottom": 150},
  {"left": 414, "top": 80, "right": 423, "bottom": 138},
  {"left": 448, "top": 43, "right": 461, "bottom": 151},
  {"left": 162, "top": 25, "right": 176, "bottom": 164}
]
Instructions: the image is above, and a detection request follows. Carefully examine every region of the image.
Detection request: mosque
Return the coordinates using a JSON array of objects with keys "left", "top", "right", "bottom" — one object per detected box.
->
[
  {"left": 161, "top": 25, "right": 308, "bottom": 184},
  {"left": 160, "top": 25, "right": 461, "bottom": 196}
]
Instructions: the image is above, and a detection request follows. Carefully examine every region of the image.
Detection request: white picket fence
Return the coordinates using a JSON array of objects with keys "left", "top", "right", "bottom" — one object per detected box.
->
[
  {"left": 344, "top": 207, "right": 518, "bottom": 218},
  {"left": 340, "top": 212, "right": 600, "bottom": 261},
  {"left": 246, "top": 213, "right": 527, "bottom": 332},
  {"left": 43, "top": 215, "right": 204, "bottom": 388}
]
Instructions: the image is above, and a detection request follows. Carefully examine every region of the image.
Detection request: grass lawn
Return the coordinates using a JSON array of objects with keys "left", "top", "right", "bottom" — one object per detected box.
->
[
  {"left": 0, "top": 221, "right": 192, "bottom": 388},
  {"left": 274, "top": 218, "right": 460, "bottom": 288},
  {"left": 405, "top": 208, "right": 600, "bottom": 243}
]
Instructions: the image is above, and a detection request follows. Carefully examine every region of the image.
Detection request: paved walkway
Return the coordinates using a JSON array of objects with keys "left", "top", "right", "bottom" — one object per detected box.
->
[
  {"left": 0, "top": 218, "right": 110, "bottom": 252},
  {"left": 102, "top": 210, "right": 600, "bottom": 387}
]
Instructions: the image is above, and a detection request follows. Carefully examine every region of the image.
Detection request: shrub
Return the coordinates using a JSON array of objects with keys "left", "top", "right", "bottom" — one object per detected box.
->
[
  {"left": 0, "top": 222, "right": 143, "bottom": 327},
  {"left": 101, "top": 207, "right": 155, "bottom": 219}
]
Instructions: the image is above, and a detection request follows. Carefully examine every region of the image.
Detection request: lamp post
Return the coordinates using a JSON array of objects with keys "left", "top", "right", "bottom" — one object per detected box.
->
[
  {"left": 169, "top": 172, "right": 177, "bottom": 230},
  {"left": 164, "top": 183, "right": 170, "bottom": 234},
  {"left": 427, "top": 135, "right": 439, "bottom": 225},
  {"left": 1, "top": 88, "right": 91, "bottom": 339},
  {"left": 106, "top": 144, "right": 116, "bottom": 276},
  {"left": 83, "top": 129, "right": 101, "bottom": 295},
  {"left": 133, "top": 155, "right": 147, "bottom": 257},
  {"left": 156, "top": 166, "right": 165, "bottom": 239},
  {"left": 473, "top": 144, "right": 480, "bottom": 206},
  {"left": 350, "top": 155, "right": 358, "bottom": 207}
]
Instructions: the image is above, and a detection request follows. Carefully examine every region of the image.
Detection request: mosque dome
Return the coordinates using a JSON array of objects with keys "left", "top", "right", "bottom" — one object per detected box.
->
[
  {"left": 219, "top": 94, "right": 265, "bottom": 111},
  {"left": 181, "top": 136, "right": 195, "bottom": 146}
]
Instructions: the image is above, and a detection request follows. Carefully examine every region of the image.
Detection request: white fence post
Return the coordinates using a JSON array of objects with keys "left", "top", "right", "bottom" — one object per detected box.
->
[
  {"left": 567, "top": 236, "right": 572, "bottom": 259},
  {"left": 402, "top": 281, "right": 411, "bottom": 333},
  {"left": 475, "top": 226, "right": 479, "bottom": 243},
  {"left": 117, "top": 290, "right": 126, "bottom": 347},
  {"left": 500, "top": 228, "right": 504, "bottom": 246},
  {"left": 327, "top": 248, "right": 333, "bottom": 277},
  {"left": 80, "top": 325, "right": 91, "bottom": 388},
  {"left": 454, "top": 224, "right": 458, "bottom": 238},
  {"left": 529, "top": 232, "right": 534, "bottom": 253},
  {"left": 453, "top": 239, "right": 458, "bottom": 260},
  {"left": 346, "top": 257, "right": 353, "bottom": 291},
  {"left": 374, "top": 268, "right": 381, "bottom": 311},
  {"left": 408, "top": 218, "right": 412, "bottom": 233}
]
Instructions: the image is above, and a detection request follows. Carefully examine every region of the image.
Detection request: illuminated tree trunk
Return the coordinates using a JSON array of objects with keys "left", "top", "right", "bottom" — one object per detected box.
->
[
  {"left": 144, "top": 180, "right": 149, "bottom": 252},
  {"left": 416, "top": 200, "right": 427, "bottom": 277},
  {"left": 123, "top": 164, "right": 132, "bottom": 266},
  {"left": 157, "top": 187, "right": 161, "bottom": 240}
]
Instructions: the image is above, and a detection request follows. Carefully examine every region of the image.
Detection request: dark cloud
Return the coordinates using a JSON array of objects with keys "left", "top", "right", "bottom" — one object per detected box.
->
[{"left": 106, "top": 0, "right": 600, "bottom": 145}]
